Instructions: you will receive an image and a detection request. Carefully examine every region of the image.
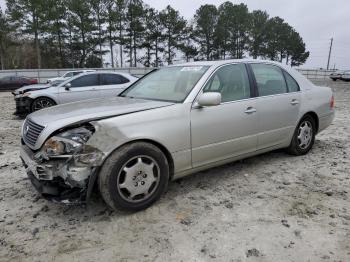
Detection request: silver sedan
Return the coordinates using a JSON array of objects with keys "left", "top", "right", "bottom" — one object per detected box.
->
[{"left": 19, "top": 60, "right": 334, "bottom": 211}]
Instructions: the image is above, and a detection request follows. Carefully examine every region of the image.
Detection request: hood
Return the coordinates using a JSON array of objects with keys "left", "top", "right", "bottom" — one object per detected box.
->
[
  {"left": 48, "top": 77, "right": 64, "bottom": 82},
  {"left": 26, "top": 97, "right": 174, "bottom": 149},
  {"left": 13, "top": 84, "right": 51, "bottom": 95}
]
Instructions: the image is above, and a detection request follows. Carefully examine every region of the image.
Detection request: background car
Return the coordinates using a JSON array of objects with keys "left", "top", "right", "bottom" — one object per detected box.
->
[
  {"left": 329, "top": 70, "right": 344, "bottom": 81},
  {"left": 0, "top": 76, "right": 38, "bottom": 91},
  {"left": 19, "top": 60, "right": 335, "bottom": 211},
  {"left": 14, "top": 71, "right": 138, "bottom": 115},
  {"left": 340, "top": 70, "right": 350, "bottom": 81},
  {"left": 46, "top": 70, "right": 95, "bottom": 83}
]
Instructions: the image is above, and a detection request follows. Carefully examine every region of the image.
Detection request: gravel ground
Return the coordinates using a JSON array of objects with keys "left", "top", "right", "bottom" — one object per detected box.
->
[{"left": 0, "top": 80, "right": 349, "bottom": 262}]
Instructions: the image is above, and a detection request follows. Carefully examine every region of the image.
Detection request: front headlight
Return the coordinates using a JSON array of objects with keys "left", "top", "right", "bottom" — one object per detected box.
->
[{"left": 42, "top": 126, "right": 94, "bottom": 157}]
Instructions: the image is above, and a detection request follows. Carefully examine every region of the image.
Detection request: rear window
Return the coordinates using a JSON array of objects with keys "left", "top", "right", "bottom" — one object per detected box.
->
[
  {"left": 101, "top": 74, "right": 130, "bottom": 85},
  {"left": 283, "top": 71, "right": 300, "bottom": 92}
]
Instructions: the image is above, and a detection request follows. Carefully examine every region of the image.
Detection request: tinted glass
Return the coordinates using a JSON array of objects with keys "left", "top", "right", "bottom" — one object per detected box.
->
[
  {"left": 64, "top": 72, "right": 73, "bottom": 77},
  {"left": 70, "top": 74, "right": 99, "bottom": 87},
  {"left": 121, "top": 66, "right": 209, "bottom": 102},
  {"left": 283, "top": 72, "right": 300, "bottom": 92},
  {"left": 101, "top": 74, "right": 129, "bottom": 85},
  {"left": 203, "top": 64, "right": 251, "bottom": 102},
  {"left": 251, "top": 64, "right": 287, "bottom": 96},
  {"left": 73, "top": 71, "right": 83, "bottom": 76}
]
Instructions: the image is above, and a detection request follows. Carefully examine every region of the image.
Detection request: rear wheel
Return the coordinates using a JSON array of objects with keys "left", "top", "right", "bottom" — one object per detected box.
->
[
  {"left": 98, "top": 142, "right": 169, "bottom": 211},
  {"left": 31, "top": 97, "right": 56, "bottom": 112},
  {"left": 287, "top": 115, "right": 316, "bottom": 155}
]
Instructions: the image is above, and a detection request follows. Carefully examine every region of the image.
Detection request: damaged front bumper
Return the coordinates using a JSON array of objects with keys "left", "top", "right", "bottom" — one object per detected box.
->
[
  {"left": 14, "top": 96, "right": 32, "bottom": 115},
  {"left": 20, "top": 143, "right": 103, "bottom": 204}
]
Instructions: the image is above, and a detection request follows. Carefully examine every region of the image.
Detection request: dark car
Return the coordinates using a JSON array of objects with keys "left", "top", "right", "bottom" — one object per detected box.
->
[
  {"left": 329, "top": 71, "right": 344, "bottom": 81},
  {"left": 0, "top": 76, "right": 38, "bottom": 91}
]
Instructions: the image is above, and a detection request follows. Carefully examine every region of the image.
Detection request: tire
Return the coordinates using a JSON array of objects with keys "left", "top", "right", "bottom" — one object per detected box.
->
[
  {"left": 332, "top": 78, "right": 336, "bottom": 81},
  {"left": 286, "top": 115, "right": 316, "bottom": 156},
  {"left": 31, "top": 97, "right": 56, "bottom": 112},
  {"left": 98, "top": 142, "right": 169, "bottom": 211}
]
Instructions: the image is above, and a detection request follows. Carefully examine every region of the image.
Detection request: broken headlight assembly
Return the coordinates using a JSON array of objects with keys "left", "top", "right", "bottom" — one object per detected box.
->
[{"left": 41, "top": 126, "right": 94, "bottom": 158}]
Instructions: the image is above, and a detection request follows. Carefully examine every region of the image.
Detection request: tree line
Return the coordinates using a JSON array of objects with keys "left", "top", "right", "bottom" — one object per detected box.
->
[{"left": 0, "top": 0, "right": 310, "bottom": 69}]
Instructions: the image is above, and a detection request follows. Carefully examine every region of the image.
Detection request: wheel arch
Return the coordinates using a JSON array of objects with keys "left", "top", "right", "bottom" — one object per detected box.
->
[
  {"left": 102, "top": 139, "right": 175, "bottom": 181},
  {"left": 31, "top": 95, "right": 58, "bottom": 104},
  {"left": 301, "top": 111, "right": 319, "bottom": 133}
]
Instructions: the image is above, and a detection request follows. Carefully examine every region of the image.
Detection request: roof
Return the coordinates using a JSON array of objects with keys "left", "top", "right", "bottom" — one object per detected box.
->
[{"left": 171, "top": 59, "right": 285, "bottom": 67}]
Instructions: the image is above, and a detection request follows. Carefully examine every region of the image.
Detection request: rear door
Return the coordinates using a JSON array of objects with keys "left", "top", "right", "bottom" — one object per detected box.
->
[
  {"left": 99, "top": 73, "right": 131, "bottom": 97},
  {"left": 58, "top": 74, "right": 100, "bottom": 104},
  {"left": 249, "top": 63, "right": 301, "bottom": 150}
]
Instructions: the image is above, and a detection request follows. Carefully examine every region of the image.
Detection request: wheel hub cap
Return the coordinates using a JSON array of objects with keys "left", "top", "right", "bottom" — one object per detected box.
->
[
  {"left": 117, "top": 156, "right": 160, "bottom": 203},
  {"left": 297, "top": 121, "right": 313, "bottom": 149}
]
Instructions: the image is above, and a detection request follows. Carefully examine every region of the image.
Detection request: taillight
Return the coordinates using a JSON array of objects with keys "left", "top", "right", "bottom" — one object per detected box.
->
[{"left": 330, "top": 95, "right": 334, "bottom": 110}]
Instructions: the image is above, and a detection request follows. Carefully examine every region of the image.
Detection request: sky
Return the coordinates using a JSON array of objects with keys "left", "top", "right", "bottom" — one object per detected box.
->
[{"left": 1, "top": 0, "right": 349, "bottom": 69}]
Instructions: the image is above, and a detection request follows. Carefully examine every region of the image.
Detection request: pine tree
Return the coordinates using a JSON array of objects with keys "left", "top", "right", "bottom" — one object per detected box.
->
[
  {"left": 7, "top": 0, "right": 45, "bottom": 68},
  {"left": 159, "top": 5, "right": 186, "bottom": 65},
  {"left": 193, "top": 4, "right": 218, "bottom": 60},
  {"left": 248, "top": 10, "right": 269, "bottom": 59}
]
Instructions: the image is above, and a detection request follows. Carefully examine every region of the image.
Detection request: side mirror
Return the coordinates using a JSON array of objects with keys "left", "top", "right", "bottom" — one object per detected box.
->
[
  {"left": 65, "top": 83, "right": 72, "bottom": 91},
  {"left": 197, "top": 92, "right": 221, "bottom": 107}
]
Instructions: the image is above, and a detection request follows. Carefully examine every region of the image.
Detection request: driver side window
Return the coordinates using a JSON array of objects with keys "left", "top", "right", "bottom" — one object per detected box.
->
[{"left": 203, "top": 64, "right": 251, "bottom": 103}]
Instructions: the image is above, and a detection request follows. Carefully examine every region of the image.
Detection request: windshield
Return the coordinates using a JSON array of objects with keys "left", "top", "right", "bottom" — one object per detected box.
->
[
  {"left": 120, "top": 66, "right": 209, "bottom": 102},
  {"left": 51, "top": 80, "right": 64, "bottom": 86}
]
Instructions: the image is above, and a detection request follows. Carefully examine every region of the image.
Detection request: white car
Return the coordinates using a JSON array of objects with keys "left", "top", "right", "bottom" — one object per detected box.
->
[
  {"left": 341, "top": 70, "right": 350, "bottom": 81},
  {"left": 14, "top": 71, "right": 138, "bottom": 114},
  {"left": 46, "top": 70, "right": 95, "bottom": 83}
]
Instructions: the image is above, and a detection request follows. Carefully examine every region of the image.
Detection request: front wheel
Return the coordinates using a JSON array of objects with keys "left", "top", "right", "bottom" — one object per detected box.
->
[
  {"left": 98, "top": 142, "right": 169, "bottom": 211},
  {"left": 286, "top": 115, "right": 316, "bottom": 155},
  {"left": 31, "top": 97, "right": 56, "bottom": 112}
]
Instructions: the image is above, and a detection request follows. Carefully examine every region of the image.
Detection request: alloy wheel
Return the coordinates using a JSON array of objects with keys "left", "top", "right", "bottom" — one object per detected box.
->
[
  {"left": 116, "top": 155, "right": 160, "bottom": 203},
  {"left": 297, "top": 120, "right": 313, "bottom": 149},
  {"left": 32, "top": 98, "right": 55, "bottom": 111}
]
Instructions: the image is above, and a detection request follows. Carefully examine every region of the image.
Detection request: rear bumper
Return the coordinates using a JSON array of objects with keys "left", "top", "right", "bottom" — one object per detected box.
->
[{"left": 14, "top": 97, "right": 32, "bottom": 115}]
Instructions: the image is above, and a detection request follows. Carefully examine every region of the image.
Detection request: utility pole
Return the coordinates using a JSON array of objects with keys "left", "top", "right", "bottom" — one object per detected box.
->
[{"left": 327, "top": 38, "right": 333, "bottom": 70}]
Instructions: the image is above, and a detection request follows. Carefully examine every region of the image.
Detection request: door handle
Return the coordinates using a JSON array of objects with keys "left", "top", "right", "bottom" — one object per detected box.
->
[
  {"left": 291, "top": 99, "right": 299, "bottom": 105},
  {"left": 244, "top": 107, "right": 257, "bottom": 114}
]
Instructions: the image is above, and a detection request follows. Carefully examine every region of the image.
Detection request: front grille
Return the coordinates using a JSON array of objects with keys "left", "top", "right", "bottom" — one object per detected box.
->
[{"left": 23, "top": 118, "right": 45, "bottom": 147}]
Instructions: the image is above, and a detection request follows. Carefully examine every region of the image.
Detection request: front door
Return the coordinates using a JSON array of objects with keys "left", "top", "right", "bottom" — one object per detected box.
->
[
  {"left": 191, "top": 63, "right": 258, "bottom": 168},
  {"left": 58, "top": 74, "right": 100, "bottom": 104}
]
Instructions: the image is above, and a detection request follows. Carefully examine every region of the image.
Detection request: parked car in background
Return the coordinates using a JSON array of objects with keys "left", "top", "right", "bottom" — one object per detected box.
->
[
  {"left": 46, "top": 70, "right": 95, "bottom": 83},
  {"left": 19, "top": 60, "right": 335, "bottom": 211},
  {"left": 14, "top": 71, "right": 138, "bottom": 115},
  {"left": 340, "top": 70, "right": 350, "bottom": 81},
  {"left": 329, "top": 70, "right": 344, "bottom": 81},
  {"left": 12, "top": 79, "right": 65, "bottom": 96},
  {"left": 0, "top": 76, "right": 38, "bottom": 91}
]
